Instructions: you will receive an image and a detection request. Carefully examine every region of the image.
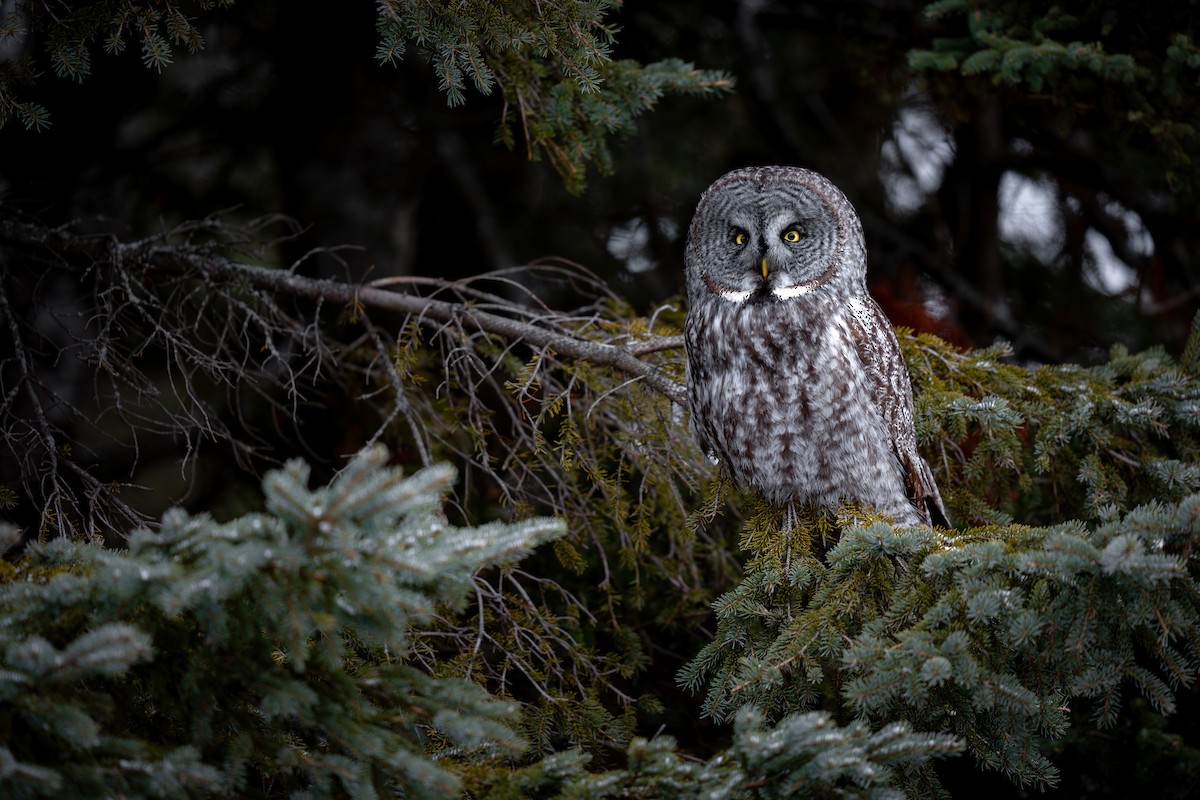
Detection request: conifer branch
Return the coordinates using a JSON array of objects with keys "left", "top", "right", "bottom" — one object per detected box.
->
[{"left": 0, "top": 447, "right": 566, "bottom": 797}]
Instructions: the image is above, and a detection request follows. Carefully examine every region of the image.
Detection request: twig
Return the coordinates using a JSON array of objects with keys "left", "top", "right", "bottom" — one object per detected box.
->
[{"left": 0, "top": 220, "right": 686, "bottom": 403}]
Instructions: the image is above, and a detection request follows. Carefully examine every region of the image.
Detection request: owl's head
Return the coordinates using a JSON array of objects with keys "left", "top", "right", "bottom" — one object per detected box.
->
[{"left": 684, "top": 166, "right": 866, "bottom": 306}]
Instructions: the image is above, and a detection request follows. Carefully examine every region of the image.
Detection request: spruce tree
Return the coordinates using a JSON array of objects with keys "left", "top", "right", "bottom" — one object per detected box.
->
[{"left": 0, "top": 447, "right": 564, "bottom": 798}]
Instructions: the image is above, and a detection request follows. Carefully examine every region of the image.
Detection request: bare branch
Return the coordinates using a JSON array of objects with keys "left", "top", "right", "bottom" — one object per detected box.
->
[
  {"left": 0, "top": 217, "right": 691, "bottom": 548},
  {"left": 0, "top": 220, "right": 684, "bottom": 403}
]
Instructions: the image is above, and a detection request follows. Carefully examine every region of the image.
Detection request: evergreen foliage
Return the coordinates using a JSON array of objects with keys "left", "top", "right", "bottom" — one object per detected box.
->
[
  {"left": 681, "top": 496, "right": 1200, "bottom": 788},
  {"left": 474, "top": 708, "right": 961, "bottom": 799},
  {"left": 0, "top": 0, "right": 228, "bottom": 128},
  {"left": 1, "top": 1, "right": 731, "bottom": 191},
  {"left": 903, "top": 327, "right": 1200, "bottom": 525},
  {"left": 373, "top": 0, "right": 734, "bottom": 192},
  {"left": 0, "top": 438, "right": 963, "bottom": 799},
  {"left": 909, "top": 0, "right": 1200, "bottom": 196},
  {"left": 0, "top": 446, "right": 564, "bottom": 798}
]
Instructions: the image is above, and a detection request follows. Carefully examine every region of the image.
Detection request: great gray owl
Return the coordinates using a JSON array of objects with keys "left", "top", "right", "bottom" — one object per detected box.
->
[{"left": 683, "top": 166, "right": 947, "bottom": 527}]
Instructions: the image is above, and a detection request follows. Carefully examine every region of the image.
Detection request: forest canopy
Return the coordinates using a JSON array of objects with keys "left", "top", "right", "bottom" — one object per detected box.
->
[{"left": 2, "top": 1, "right": 1200, "bottom": 798}]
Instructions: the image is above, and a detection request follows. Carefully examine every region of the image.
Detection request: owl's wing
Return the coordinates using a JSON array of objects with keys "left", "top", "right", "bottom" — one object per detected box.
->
[{"left": 847, "top": 296, "right": 949, "bottom": 527}]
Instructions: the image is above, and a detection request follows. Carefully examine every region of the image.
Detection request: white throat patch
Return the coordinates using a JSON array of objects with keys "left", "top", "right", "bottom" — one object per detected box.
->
[
  {"left": 703, "top": 272, "right": 828, "bottom": 304},
  {"left": 709, "top": 283, "right": 819, "bottom": 303},
  {"left": 714, "top": 287, "right": 752, "bottom": 303},
  {"left": 772, "top": 284, "right": 817, "bottom": 300}
]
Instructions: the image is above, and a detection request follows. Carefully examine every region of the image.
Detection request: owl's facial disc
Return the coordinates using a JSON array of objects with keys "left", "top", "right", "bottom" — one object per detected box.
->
[
  {"left": 698, "top": 194, "right": 839, "bottom": 304},
  {"left": 687, "top": 167, "right": 867, "bottom": 311}
]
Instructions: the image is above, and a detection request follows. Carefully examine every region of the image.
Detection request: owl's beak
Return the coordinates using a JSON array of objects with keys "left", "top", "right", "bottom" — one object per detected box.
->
[{"left": 760, "top": 258, "right": 769, "bottom": 279}]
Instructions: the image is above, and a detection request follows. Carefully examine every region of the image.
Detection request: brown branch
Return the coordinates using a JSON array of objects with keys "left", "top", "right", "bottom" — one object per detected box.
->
[
  {"left": 184, "top": 254, "right": 686, "bottom": 403},
  {"left": 0, "top": 219, "right": 687, "bottom": 403},
  {"left": 0, "top": 215, "right": 695, "bottom": 546}
]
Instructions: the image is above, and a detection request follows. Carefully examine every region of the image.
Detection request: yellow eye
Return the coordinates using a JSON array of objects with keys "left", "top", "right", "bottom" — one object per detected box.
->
[
  {"left": 734, "top": 231, "right": 747, "bottom": 246},
  {"left": 782, "top": 229, "right": 801, "bottom": 243}
]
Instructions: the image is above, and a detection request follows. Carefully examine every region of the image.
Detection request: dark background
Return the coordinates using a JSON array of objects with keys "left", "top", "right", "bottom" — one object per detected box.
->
[{"left": 3, "top": 1, "right": 1195, "bottom": 365}]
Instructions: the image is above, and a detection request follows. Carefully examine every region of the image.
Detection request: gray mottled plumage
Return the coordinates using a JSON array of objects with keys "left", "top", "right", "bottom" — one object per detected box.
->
[{"left": 683, "top": 166, "right": 947, "bottom": 527}]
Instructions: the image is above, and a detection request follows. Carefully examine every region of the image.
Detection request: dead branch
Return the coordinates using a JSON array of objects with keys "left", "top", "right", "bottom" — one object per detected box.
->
[
  {"left": 0, "top": 217, "right": 691, "bottom": 547},
  {"left": 0, "top": 219, "right": 685, "bottom": 403}
]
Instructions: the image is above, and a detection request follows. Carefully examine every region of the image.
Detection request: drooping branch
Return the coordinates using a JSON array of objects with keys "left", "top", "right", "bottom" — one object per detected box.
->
[
  {"left": 0, "top": 216, "right": 692, "bottom": 544},
  {"left": 0, "top": 219, "right": 686, "bottom": 403}
]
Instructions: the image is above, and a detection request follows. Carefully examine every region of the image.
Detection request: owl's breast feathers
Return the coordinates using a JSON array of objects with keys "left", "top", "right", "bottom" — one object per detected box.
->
[{"left": 685, "top": 293, "right": 947, "bottom": 527}]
